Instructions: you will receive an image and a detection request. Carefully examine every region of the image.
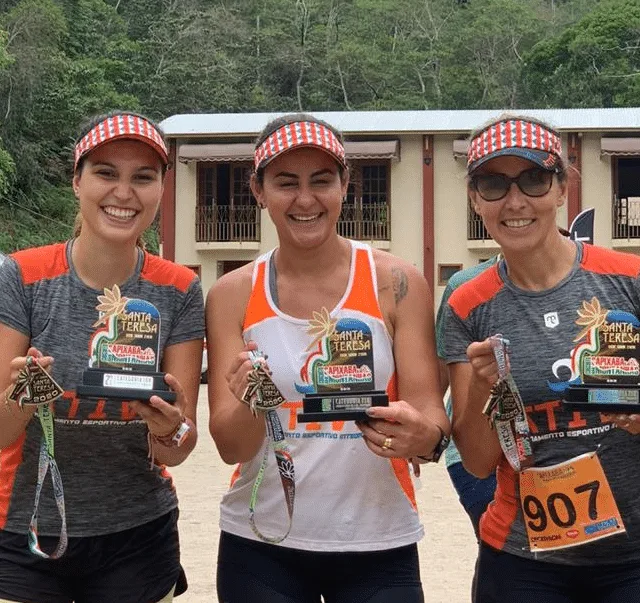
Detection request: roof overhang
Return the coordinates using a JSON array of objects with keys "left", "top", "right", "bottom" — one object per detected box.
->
[
  {"left": 178, "top": 143, "right": 254, "bottom": 163},
  {"left": 601, "top": 137, "right": 640, "bottom": 156},
  {"left": 178, "top": 140, "right": 400, "bottom": 163},
  {"left": 345, "top": 140, "right": 399, "bottom": 160},
  {"left": 453, "top": 139, "right": 469, "bottom": 158}
]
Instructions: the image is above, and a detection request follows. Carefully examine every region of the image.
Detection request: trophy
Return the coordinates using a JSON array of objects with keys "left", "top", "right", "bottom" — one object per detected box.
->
[
  {"left": 564, "top": 298, "right": 640, "bottom": 412},
  {"left": 297, "top": 311, "right": 388, "bottom": 422},
  {"left": 76, "top": 285, "right": 176, "bottom": 403}
]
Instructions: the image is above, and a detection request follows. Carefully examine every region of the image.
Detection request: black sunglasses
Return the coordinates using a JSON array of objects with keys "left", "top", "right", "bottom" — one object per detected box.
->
[{"left": 471, "top": 167, "right": 560, "bottom": 202}]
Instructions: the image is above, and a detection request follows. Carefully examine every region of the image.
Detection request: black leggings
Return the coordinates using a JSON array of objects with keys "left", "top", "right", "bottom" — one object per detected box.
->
[
  {"left": 475, "top": 542, "right": 640, "bottom": 603},
  {"left": 216, "top": 532, "right": 424, "bottom": 603}
]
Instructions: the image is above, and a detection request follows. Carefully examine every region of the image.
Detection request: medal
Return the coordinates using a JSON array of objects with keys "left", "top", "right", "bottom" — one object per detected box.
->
[
  {"left": 7, "top": 356, "right": 67, "bottom": 559},
  {"left": 7, "top": 356, "right": 64, "bottom": 408},
  {"left": 241, "top": 350, "right": 295, "bottom": 543},
  {"left": 241, "top": 350, "right": 285, "bottom": 415},
  {"left": 485, "top": 336, "right": 534, "bottom": 472}
]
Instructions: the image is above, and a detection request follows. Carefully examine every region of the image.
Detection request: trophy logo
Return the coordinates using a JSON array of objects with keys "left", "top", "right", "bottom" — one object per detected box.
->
[
  {"left": 564, "top": 297, "right": 640, "bottom": 411},
  {"left": 574, "top": 298, "right": 640, "bottom": 386},
  {"left": 76, "top": 285, "right": 176, "bottom": 403},
  {"left": 297, "top": 308, "right": 388, "bottom": 422},
  {"left": 90, "top": 286, "right": 159, "bottom": 372}
]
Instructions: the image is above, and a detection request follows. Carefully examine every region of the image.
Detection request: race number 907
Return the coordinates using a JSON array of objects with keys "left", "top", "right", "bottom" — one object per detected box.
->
[{"left": 523, "top": 480, "right": 599, "bottom": 531}]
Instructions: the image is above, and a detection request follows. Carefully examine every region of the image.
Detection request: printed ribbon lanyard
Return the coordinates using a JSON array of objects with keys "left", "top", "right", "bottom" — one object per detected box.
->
[
  {"left": 483, "top": 336, "right": 534, "bottom": 472},
  {"left": 242, "top": 351, "right": 294, "bottom": 544},
  {"left": 7, "top": 357, "right": 67, "bottom": 558}
]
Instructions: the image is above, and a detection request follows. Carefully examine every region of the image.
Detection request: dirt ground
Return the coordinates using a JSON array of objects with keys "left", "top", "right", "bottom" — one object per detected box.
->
[{"left": 170, "top": 386, "right": 478, "bottom": 603}]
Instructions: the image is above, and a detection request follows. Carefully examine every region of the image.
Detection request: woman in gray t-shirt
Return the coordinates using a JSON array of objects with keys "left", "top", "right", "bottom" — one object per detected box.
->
[
  {"left": 446, "top": 114, "right": 640, "bottom": 602},
  {"left": 0, "top": 111, "right": 204, "bottom": 603}
]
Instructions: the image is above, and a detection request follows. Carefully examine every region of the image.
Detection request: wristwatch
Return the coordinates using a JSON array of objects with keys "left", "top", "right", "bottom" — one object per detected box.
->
[{"left": 416, "top": 424, "right": 450, "bottom": 463}]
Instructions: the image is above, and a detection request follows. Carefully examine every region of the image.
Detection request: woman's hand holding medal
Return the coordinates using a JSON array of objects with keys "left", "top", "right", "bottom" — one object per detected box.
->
[
  {"left": 9, "top": 347, "right": 54, "bottom": 385},
  {"left": 226, "top": 341, "right": 272, "bottom": 413},
  {"left": 5, "top": 346, "right": 59, "bottom": 415},
  {"left": 467, "top": 338, "right": 506, "bottom": 388}
]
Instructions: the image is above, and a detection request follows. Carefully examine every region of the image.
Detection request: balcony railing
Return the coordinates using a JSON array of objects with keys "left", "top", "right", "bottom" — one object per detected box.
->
[
  {"left": 338, "top": 201, "right": 390, "bottom": 240},
  {"left": 468, "top": 206, "right": 490, "bottom": 240},
  {"left": 196, "top": 205, "right": 260, "bottom": 242},
  {"left": 612, "top": 196, "right": 640, "bottom": 239}
]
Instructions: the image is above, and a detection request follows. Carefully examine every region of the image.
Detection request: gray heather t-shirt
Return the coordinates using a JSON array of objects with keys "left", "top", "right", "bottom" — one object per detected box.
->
[
  {"left": 0, "top": 242, "right": 204, "bottom": 536},
  {"left": 444, "top": 242, "right": 640, "bottom": 565}
]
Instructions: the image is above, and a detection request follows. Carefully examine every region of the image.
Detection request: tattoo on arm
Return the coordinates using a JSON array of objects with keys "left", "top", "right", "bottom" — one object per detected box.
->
[{"left": 392, "top": 267, "right": 408, "bottom": 304}]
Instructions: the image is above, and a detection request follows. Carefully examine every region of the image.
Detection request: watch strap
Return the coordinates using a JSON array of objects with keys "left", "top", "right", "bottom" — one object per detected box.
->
[{"left": 417, "top": 424, "right": 450, "bottom": 463}]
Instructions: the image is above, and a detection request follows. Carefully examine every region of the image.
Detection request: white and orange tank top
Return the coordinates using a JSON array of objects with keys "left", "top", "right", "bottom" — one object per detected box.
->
[{"left": 218, "top": 240, "right": 424, "bottom": 552}]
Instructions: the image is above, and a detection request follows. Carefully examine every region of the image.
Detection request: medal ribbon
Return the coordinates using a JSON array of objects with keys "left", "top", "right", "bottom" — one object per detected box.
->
[
  {"left": 488, "top": 336, "right": 534, "bottom": 472},
  {"left": 249, "top": 410, "right": 295, "bottom": 544},
  {"left": 6, "top": 357, "right": 67, "bottom": 558},
  {"left": 28, "top": 403, "right": 68, "bottom": 559}
]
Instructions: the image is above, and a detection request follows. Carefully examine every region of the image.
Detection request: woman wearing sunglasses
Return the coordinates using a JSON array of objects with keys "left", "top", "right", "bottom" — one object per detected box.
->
[{"left": 443, "top": 114, "right": 640, "bottom": 602}]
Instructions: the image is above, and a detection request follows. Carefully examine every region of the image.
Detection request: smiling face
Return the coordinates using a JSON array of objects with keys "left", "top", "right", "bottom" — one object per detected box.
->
[
  {"left": 469, "top": 155, "right": 567, "bottom": 255},
  {"left": 73, "top": 139, "right": 164, "bottom": 247},
  {"left": 251, "top": 147, "right": 349, "bottom": 250}
]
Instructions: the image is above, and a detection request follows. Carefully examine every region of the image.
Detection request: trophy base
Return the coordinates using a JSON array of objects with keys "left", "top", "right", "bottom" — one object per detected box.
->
[
  {"left": 298, "top": 391, "right": 389, "bottom": 423},
  {"left": 563, "top": 383, "right": 640, "bottom": 413},
  {"left": 76, "top": 368, "right": 176, "bottom": 403}
]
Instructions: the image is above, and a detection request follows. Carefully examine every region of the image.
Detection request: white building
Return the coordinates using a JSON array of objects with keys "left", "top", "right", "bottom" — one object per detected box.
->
[{"left": 159, "top": 108, "right": 640, "bottom": 304}]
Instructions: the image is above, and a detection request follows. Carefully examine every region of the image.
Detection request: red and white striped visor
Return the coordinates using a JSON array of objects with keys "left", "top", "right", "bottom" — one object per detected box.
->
[
  {"left": 254, "top": 121, "right": 347, "bottom": 172},
  {"left": 467, "top": 119, "right": 562, "bottom": 173},
  {"left": 74, "top": 114, "right": 169, "bottom": 170}
]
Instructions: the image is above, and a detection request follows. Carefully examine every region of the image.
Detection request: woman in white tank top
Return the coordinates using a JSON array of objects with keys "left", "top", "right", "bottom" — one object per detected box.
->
[{"left": 206, "top": 113, "right": 449, "bottom": 603}]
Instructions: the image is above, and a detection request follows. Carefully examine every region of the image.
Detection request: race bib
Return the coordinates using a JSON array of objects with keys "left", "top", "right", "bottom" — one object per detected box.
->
[{"left": 519, "top": 452, "right": 625, "bottom": 551}]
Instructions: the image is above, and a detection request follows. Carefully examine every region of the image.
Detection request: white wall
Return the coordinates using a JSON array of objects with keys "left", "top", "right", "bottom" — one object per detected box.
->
[
  {"left": 581, "top": 133, "right": 613, "bottom": 248},
  {"left": 388, "top": 135, "right": 424, "bottom": 272}
]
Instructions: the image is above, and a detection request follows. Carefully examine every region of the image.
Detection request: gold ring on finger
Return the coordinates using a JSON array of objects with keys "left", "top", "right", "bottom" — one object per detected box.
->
[{"left": 381, "top": 436, "right": 393, "bottom": 451}]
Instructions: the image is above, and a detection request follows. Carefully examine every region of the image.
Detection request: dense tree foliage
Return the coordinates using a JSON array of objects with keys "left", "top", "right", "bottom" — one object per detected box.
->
[
  {"left": 0, "top": 0, "right": 638, "bottom": 251},
  {"left": 523, "top": 0, "right": 640, "bottom": 107}
]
